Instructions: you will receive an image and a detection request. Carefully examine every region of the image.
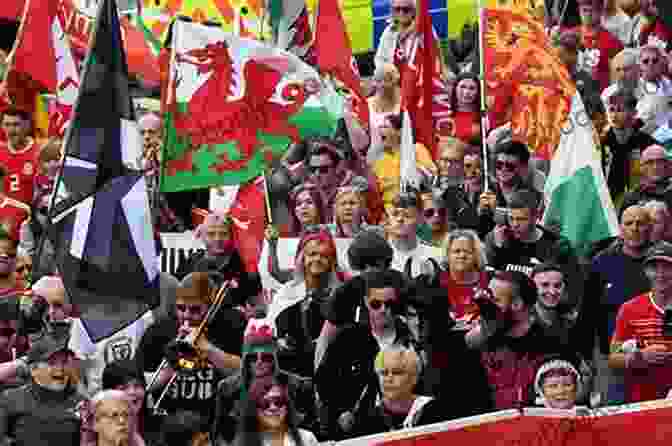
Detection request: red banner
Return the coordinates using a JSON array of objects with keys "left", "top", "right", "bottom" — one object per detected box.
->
[{"left": 333, "top": 402, "right": 672, "bottom": 446}]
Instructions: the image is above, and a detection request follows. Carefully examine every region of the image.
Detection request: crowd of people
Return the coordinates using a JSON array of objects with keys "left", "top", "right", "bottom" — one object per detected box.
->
[{"left": 0, "top": 0, "right": 669, "bottom": 445}]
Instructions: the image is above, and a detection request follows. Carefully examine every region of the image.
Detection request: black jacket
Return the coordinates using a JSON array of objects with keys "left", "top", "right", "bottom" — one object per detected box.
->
[
  {"left": 601, "top": 129, "right": 657, "bottom": 203},
  {"left": 0, "top": 380, "right": 84, "bottom": 446}
]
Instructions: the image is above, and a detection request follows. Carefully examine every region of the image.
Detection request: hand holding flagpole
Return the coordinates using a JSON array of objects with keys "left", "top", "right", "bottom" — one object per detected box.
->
[{"left": 477, "top": 0, "right": 490, "bottom": 192}]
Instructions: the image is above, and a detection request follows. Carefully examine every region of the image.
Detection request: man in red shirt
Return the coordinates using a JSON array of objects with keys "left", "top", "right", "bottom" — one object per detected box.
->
[
  {"left": 569, "top": 0, "right": 624, "bottom": 92},
  {"left": 0, "top": 108, "right": 39, "bottom": 205},
  {"left": 610, "top": 241, "right": 672, "bottom": 403}
]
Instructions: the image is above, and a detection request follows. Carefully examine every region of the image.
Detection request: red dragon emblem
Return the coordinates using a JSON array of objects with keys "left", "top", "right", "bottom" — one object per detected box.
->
[{"left": 166, "top": 40, "right": 310, "bottom": 175}]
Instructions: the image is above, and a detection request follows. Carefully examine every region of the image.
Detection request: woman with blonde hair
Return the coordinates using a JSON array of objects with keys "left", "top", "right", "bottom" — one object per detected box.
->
[
  {"left": 438, "top": 229, "right": 489, "bottom": 322},
  {"left": 367, "top": 64, "right": 401, "bottom": 164}
]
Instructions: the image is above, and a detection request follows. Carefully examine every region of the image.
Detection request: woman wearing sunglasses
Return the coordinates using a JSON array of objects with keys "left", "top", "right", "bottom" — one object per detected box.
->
[
  {"left": 417, "top": 189, "right": 453, "bottom": 247},
  {"left": 232, "top": 374, "right": 318, "bottom": 446}
]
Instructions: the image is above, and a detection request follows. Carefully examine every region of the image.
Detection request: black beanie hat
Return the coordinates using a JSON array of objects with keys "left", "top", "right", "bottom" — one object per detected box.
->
[
  {"left": 102, "top": 359, "right": 146, "bottom": 390},
  {"left": 348, "top": 229, "right": 393, "bottom": 271}
]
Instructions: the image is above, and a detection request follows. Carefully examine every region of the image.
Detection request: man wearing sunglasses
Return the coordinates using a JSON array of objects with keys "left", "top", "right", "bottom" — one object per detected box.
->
[{"left": 636, "top": 45, "right": 672, "bottom": 98}]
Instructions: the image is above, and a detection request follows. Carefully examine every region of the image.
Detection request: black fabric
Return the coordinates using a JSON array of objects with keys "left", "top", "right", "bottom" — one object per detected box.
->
[
  {"left": 0, "top": 380, "right": 84, "bottom": 446},
  {"left": 601, "top": 129, "right": 657, "bottom": 202},
  {"left": 135, "top": 313, "right": 244, "bottom": 421},
  {"left": 620, "top": 181, "right": 672, "bottom": 218}
]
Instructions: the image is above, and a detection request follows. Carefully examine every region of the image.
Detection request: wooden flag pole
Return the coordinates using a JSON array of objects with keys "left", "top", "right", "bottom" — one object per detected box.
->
[{"left": 263, "top": 169, "right": 273, "bottom": 225}]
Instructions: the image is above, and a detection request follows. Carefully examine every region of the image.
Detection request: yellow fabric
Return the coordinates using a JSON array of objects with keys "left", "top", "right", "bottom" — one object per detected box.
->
[
  {"left": 33, "top": 94, "right": 49, "bottom": 143},
  {"left": 373, "top": 143, "right": 437, "bottom": 208}
]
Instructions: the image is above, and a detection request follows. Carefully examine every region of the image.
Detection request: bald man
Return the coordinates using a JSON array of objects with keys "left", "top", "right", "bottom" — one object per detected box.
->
[
  {"left": 586, "top": 204, "right": 653, "bottom": 404},
  {"left": 621, "top": 145, "right": 672, "bottom": 215}
]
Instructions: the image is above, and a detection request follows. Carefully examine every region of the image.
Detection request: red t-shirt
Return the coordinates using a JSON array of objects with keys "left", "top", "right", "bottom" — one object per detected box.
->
[
  {"left": 0, "top": 197, "right": 30, "bottom": 242},
  {"left": 612, "top": 292, "right": 672, "bottom": 403},
  {"left": 440, "top": 271, "right": 489, "bottom": 320},
  {"left": 0, "top": 139, "right": 39, "bottom": 205}
]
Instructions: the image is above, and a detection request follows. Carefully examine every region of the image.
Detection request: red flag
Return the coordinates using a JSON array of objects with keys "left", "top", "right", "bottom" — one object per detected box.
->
[
  {"left": 314, "top": 0, "right": 369, "bottom": 129},
  {"left": 4, "top": 0, "right": 58, "bottom": 113},
  {"left": 230, "top": 180, "right": 267, "bottom": 273},
  {"left": 400, "top": 0, "right": 452, "bottom": 158},
  {"left": 0, "top": 1, "right": 24, "bottom": 21}
]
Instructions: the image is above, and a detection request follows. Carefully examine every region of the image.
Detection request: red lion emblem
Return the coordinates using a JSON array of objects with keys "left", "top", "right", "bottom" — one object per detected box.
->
[{"left": 167, "top": 40, "right": 311, "bottom": 175}]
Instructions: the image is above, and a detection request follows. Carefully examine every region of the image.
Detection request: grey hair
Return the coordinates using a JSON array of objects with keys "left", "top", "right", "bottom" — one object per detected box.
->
[
  {"left": 375, "top": 344, "right": 423, "bottom": 377},
  {"left": 442, "top": 229, "right": 487, "bottom": 271},
  {"left": 91, "top": 389, "right": 129, "bottom": 412},
  {"left": 644, "top": 200, "right": 670, "bottom": 216}
]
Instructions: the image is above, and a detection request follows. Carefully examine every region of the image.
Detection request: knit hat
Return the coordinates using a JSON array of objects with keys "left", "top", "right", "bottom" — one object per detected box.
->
[
  {"left": 534, "top": 359, "right": 583, "bottom": 405},
  {"left": 102, "top": 359, "right": 146, "bottom": 390},
  {"left": 347, "top": 229, "right": 393, "bottom": 271}
]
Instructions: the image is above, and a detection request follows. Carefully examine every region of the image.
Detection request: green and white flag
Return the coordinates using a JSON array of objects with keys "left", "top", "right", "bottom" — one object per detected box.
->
[
  {"left": 543, "top": 93, "right": 620, "bottom": 256},
  {"left": 160, "top": 20, "right": 341, "bottom": 192}
]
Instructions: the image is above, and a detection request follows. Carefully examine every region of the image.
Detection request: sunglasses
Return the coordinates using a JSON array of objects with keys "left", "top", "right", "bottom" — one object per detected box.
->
[
  {"left": 642, "top": 58, "right": 659, "bottom": 65},
  {"left": 495, "top": 160, "right": 519, "bottom": 171},
  {"left": 368, "top": 298, "right": 398, "bottom": 310},
  {"left": 392, "top": 5, "right": 414, "bottom": 14},
  {"left": 0, "top": 327, "right": 15, "bottom": 337},
  {"left": 423, "top": 208, "right": 448, "bottom": 218},
  {"left": 16, "top": 265, "right": 31, "bottom": 274},
  {"left": 259, "top": 396, "right": 288, "bottom": 411}
]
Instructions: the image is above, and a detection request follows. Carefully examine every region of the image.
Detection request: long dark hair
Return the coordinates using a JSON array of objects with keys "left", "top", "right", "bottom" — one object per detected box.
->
[{"left": 233, "top": 374, "right": 306, "bottom": 446}]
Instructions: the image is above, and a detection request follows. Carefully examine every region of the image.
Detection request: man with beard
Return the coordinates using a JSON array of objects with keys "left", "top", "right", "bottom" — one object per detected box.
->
[
  {"left": 586, "top": 204, "right": 652, "bottom": 404},
  {"left": 0, "top": 108, "right": 39, "bottom": 206},
  {"left": 609, "top": 242, "right": 672, "bottom": 403},
  {"left": 137, "top": 272, "right": 243, "bottom": 422},
  {"left": 0, "top": 330, "right": 85, "bottom": 446},
  {"left": 89, "top": 390, "right": 132, "bottom": 446},
  {"left": 466, "top": 271, "right": 569, "bottom": 409},
  {"left": 621, "top": 145, "right": 672, "bottom": 214},
  {"left": 270, "top": 230, "right": 344, "bottom": 378}
]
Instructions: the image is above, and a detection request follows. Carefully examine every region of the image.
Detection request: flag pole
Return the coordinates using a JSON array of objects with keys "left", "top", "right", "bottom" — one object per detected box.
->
[
  {"left": 263, "top": 169, "right": 273, "bottom": 225},
  {"left": 477, "top": 0, "right": 490, "bottom": 192}
]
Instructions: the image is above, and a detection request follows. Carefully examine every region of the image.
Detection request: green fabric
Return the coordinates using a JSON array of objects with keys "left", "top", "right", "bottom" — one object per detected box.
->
[{"left": 160, "top": 104, "right": 339, "bottom": 192}]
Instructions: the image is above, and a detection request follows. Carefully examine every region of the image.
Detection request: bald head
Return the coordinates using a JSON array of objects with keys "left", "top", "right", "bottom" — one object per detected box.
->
[{"left": 621, "top": 205, "right": 651, "bottom": 251}]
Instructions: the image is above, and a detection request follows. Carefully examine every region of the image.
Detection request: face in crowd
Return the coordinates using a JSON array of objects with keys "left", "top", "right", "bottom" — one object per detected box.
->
[
  {"left": 463, "top": 153, "right": 482, "bottom": 191},
  {"left": 508, "top": 206, "right": 536, "bottom": 241},
  {"left": 204, "top": 221, "right": 235, "bottom": 256},
  {"left": 420, "top": 194, "right": 448, "bottom": 235},
  {"left": 31, "top": 349, "right": 79, "bottom": 392},
  {"left": 94, "top": 396, "right": 131, "bottom": 446},
  {"left": 335, "top": 190, "right": 366, "bottom": 226},
  {"left": 367, "top": 287, "right": 398, "bottom": 332},
  {"left": 495, "top": 153, "right": 524, "bottom": 187},
  {"left": 620, "top": 206, "right": 651, "bottom": 252},
  {"left": 308, "top": 150, "right": 339, "bottom": 187},
  {"left": 386, "top": 204, "right": 418, "bottom": 240},
  {"left": 256, "top": 383, "right": 290, "bottom": 432},
  {"left": 542, "top": 371, "right": 578, "bottom": 410},
  {"left": 0, "top": 238, "right": 17, "bottom": 279},
  {"left": 1, "top": 113, "right": 31, "bottom": 149},
  {"left": 448, "top": 236, "right": 479, "bottom": 274},
  {"left": 390, "top": 0, "right": 416, "bottom": 29},
  {"left": 639, "top": 47, "right": 666, "bottom": 83},
  {"left": 376, "top": 349, "right": 418, "bottom": 402},
  {"left": 294, "top": 189, "right": 320, "bottom": 227},
  {"left": 302, "top": 239, "right": 336, "bottom": 277},
  {"left": 437, "top": 140, "right": 465, "bottom": 180},
  {"left": 533, "top": 269, "right": 566, "bottom": 309},
  {"left": 455, "top": 78, "right": 479, "bottom": 109}
]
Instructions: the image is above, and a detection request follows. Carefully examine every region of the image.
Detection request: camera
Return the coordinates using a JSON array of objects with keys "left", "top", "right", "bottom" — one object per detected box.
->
[{"left": 493, "top": 207, "right": 510, "bottom": 227}]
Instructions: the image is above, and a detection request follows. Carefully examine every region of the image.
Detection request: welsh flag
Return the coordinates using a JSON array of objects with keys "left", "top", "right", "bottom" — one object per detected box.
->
[
  {"left": 543, "top": 93, "right": 620, "bottom": 255},
  {"left": 160, "top": 20, "right": 341, "bottom": 192}
]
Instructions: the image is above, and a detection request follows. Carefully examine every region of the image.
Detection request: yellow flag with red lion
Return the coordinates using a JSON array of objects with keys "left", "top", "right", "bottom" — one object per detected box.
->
[{"left": 482, "top": 8, "right": 576, "bottom": 160}]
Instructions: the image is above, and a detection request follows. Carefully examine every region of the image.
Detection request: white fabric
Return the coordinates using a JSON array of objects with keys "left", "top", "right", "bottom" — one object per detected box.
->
[
  {"left": 69, "top": 310, "right": 155, "bottom": 395},
  {"left": 259, "top": 429, "right": 319, "bottom": 446},
  {"left": 390, "top": 242, "right": 442, "bottom": 277},
  {"left": 403, "top": 395, "right": 434, "bottom": 429},
  {"left": 602, "top": 11, "right": 634, "bottom": 46},
  {"left": 122, "top": 176, "right": 159, "bottom": 283}
]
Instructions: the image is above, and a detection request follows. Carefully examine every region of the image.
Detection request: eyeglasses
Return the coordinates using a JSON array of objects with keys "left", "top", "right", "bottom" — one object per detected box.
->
[
  {"left": 641, "top": 57, "right": 659, "bottom": 65},
  {"left": 423, "top": 208, "right": 447, "bottom": 219},
  {"left": 495, "top": 160, "right": 519, "bottom": 171},
  {"left": 97, "top": 411, "right": 130, "bottom": 423},
  {"left": 377, "top": 368, "right": 409, "bottom": 377},
  {"left": 259, "top": 396, "right": 288, "bottom": 411},
  {"left": 368, "top": 298, "right": 398, "bottom": 310},
  {"left": 392, "top": 5, "right": 414, "bottom": 14}
]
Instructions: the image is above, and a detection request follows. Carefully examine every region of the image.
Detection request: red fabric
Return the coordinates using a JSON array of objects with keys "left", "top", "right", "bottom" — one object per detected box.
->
[
  {"left": 0, "top": 140, "right": 39, "bottom": 205},
  {"left": 5, "top": 0, "right": 58, "bottom": 111},
  {"left": 450, "top": 111, "right": 481, "bottom": 145},
  {"left": 120, "top": 17, "right": 161, "bottom": 86},
  {"left": 313, "top": 0, "right": 369, "bottom": 129},
  {"left": 566, "top": 26, "right": 623, "bottom": 92},
  {"left": 0, "top": 1, "right": 23, "bottom": 20},
  {"left": 0, "top": 198, "right": 29, "bottom": 241},
  {"left": 439, "top": 271, "right": 489, "bottom": 319},
  {"left": 639, "top": 19, "right": 672, "bottom": 49},
  {"left": 612, "top": 292, "right": 672, "bottom": 403},
  {"left": 230, "top": 181, "right": 267, "bottom": 273}
]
